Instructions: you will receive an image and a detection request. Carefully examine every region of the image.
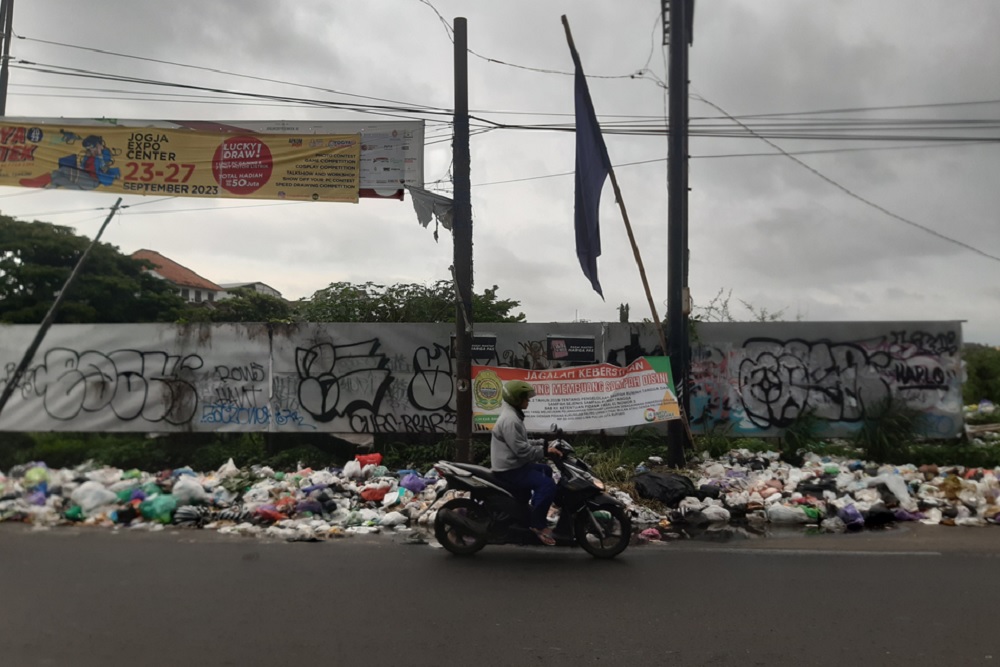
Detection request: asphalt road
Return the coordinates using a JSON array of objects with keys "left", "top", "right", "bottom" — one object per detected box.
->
[{"left": 2, "top": 523, "right": 998, "bottom": 667}]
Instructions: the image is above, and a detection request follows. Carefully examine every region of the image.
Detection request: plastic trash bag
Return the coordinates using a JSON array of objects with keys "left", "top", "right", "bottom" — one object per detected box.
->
[
  {"left": 23, "top": 466, "right": 49, "bottom": 489},
  {"left": 139, "top": 494, "right": 178, "bottom": 524},
  {"left": 70, "top": 481, "right": 118, "bottom": 513},
  {"left": 400, "top": 473, "right": 426, "bottom": 494},
  {"left": 837, "top": 504, "right": 865, "bottom": 529},
  {"left": 767, "top": 504, "right": 810, "bottom": 524},
  {"left": 702, "top": 505, "right": 731, "bottom": 523},
  {"left": 868, "top": 474, "right": 917, "bottom": 511},
  {"left": 820, "top": 516, "right": 847, "bottom": 533},
  {"left": 342, "top": 460, "right": 363, "bottom": 480},
  {"left": 172, "top": 476, "right": 210, "bottom": 505},
  {"left": 379, "top": 511, "right": 408, "bottom": 527},
  {"left": 355, "top": 453, "right": 383, "bottom": 467},
  {"left": 633, "top": 472, "right": 697, "bottom": 508},
  {"left": 216, "top": 458, "right": 240, "bottom": 480}
]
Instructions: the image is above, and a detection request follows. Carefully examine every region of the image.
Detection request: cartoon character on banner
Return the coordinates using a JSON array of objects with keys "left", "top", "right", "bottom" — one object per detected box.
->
[{"left": 21, "top": 135, "right": 121, "bottom": 190}]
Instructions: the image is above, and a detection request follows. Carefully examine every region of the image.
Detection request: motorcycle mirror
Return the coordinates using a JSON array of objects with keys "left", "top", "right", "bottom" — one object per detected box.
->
[{"left": 549, "top": 424, "right": 559, "bottom": 433}]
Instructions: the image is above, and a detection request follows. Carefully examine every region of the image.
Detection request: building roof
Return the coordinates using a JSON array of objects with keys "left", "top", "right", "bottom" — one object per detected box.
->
[
  {"left": 219, "top": 281, "right": 279, "bottom": 292},
  {"left": 131, "top": 249, "right": 223, "bottom": 291}
]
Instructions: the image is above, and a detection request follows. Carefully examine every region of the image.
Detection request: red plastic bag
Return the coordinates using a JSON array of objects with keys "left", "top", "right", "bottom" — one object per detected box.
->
[
  {"left": 360, "top": 486, "right": 389, "bottom": 503},
  {"left": 355, "top": 453, "right": 383, "bottom": 467}
]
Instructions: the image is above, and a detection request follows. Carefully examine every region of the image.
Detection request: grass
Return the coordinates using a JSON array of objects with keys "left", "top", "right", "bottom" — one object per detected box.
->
[
  {"left": 4, "top": 406, "right": 999, "bottom": 477},
  {"left": 852, "top": 397, "right": 926, "bottom": 464}
]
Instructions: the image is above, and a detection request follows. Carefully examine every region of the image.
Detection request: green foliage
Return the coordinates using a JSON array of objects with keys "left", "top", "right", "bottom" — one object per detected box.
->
[
  {"left": 801, "top": 440, "right": 860, "bottom": 459},
  {"left": 0, "top": 216, "right": 186, "bottom": 324},
  {"left": 180, "top": 287, "right": 296, "bottom": 323},
  {"left": 729, "top": 437, "right": 774, "bottom": 454},
  {"left": 905, "top": 441, "right": 1000, "bottom": 469},
  {"left": 297, "top": 280, "right": 525, "bottom": 323},
  {"left": 693, "top": 422, "right": 736, "bottom": 459},
  {"left": 853, "top": 397, "right": 925, "bottom": 464},
  {"left": 967, "top": 411, "right": 1000, "bottom": 426},
  {"left": 781, "top": 409, "right": 823, "bottom": 452},
  {"left": 0, "top": 432, "right": 359, "bottom": 474},
  {"left": 963, "top": 344, "right": 1000, "bottom": 405}
]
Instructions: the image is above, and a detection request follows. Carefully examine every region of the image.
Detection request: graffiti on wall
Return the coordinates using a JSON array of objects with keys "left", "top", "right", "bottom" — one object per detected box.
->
[
  {"left": 688, "top": 329, "right": 962, "bottom": 437},
  {"left": 3, "top": 347, "right": 202, "bottom": 425},
  {"left": 0, "top": 322, "right": 963, "bottom": 437}
]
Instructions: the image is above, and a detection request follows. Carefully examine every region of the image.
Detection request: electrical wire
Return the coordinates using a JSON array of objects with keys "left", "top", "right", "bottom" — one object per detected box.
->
[{"left": 691, "top": 91, "right": 1000, "bottom": 264}]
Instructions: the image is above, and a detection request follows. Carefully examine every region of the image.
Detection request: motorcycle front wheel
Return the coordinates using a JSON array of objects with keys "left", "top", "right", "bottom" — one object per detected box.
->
[
  {"left": 574, "top": 503, "right": 631, "bottom": 559},
  {"left": 434, "top": 497, "right": 488, "bottom": 556}
]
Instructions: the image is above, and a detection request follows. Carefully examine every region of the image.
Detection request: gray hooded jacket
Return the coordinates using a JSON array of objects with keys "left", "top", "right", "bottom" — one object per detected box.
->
[{"left": 490, "top": 401, "right": 545, "bottom": 472}]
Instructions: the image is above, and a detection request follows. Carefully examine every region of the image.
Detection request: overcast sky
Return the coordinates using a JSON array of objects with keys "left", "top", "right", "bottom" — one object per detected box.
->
[{"left": 1, "top": 1, "right": 998, "bottom": 343}]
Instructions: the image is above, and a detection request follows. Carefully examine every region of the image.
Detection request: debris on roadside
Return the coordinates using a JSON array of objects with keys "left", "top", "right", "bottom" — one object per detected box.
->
[{"left": 2, "top": 447, "right": 998, "bottom": 543}]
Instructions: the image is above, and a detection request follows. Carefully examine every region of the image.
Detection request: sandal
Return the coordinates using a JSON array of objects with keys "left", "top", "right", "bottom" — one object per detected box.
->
[{"left": 530, "top": 527, "right": 556, "bottom": 546}]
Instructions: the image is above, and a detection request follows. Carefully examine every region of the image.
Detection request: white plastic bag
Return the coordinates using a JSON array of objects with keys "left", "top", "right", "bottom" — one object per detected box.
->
[
  {"left": 379, "top": 511, "right": 408, "bottom": 527},
  {"left": 70, "top": 481, "right": 118, "bottom": 513},
  {"left": 342, "top": 460, "right": 362, "bottom": 480},
  {"left": 216, "top": 458, "right": 240, "bottom": 480},
  {"left": 701, "top": 505, "right": 731, "bottom": 523},
  {"left": 766, "top": 504, "right": 810, "bottom": 524},
  {"left": 172, "top": 475, "right": 210, "bottom": 505}
]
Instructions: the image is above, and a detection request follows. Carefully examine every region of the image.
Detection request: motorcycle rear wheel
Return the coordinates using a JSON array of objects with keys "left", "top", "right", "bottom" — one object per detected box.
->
[
  {"left": 574, "top": 503, "right": 631, "bottom": 559},
  {"left": 434, "top": 497, "right": 488, "bottom": 556}
]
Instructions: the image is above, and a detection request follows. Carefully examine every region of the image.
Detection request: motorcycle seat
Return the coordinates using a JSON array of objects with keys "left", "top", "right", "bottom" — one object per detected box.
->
[{"left": 450, "top": 462, "right": 520, "bottom": 495}]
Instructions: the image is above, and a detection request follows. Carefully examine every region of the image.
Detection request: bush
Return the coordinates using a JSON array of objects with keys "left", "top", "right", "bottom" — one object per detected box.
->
[
  {"left": 781, "top": 409, "right": 823, "bottom": 452},
  {"left": 853, "top": 397, "right": 925, "bottom": 464}
]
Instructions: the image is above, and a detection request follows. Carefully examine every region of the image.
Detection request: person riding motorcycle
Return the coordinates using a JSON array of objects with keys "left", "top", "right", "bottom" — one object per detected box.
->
[{"left": 490, "top": 380, "right": 562, "bottom": 545}]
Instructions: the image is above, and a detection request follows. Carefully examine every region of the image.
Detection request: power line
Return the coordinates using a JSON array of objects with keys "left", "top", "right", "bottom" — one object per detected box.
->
[
  {"left": 9, "top": 61, "right": 456, "bottom": 122},
  {"left": 415, "top": 0, "right": 645, "bottom": 81},
  {"left": 691, "top": 92, "right": 1000, "bottom": 264},
  {"left": 12, "top": 32, "right": 444, "bottom": 112},
  {"left": 10, "top": 57, "right": 1000, "bottom": 146}
]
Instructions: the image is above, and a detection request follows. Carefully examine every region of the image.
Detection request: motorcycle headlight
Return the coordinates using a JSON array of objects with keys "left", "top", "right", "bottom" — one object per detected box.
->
[{"left": 591, "top": 476, "right": 605, "bottom": 491}]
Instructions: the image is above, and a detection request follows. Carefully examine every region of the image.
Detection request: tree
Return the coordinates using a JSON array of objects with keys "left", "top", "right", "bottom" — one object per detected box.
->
[
  {"left": 963, "top": 344, "right": 1000, "bottom": 405},
  {"left": 298, "top": 280, "right": 525, "bottom": 323},
  {"left": 180, "top": 288, "right": 295, "bottom": 323},
  {"left": 0, "top": 216, "right": 186, "bottom": 323},
  {"left": 690, "top": 288, "right": 787, "bottom": 323}
]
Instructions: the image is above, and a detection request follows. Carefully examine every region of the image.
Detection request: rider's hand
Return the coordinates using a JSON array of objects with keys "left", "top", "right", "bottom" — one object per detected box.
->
[{"left": 546, "top": 446, "right": 563, "bottom": 458}]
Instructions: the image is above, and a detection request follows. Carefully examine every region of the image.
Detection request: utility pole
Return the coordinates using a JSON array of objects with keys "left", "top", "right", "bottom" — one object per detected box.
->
[
  {"left": 666, "top": 0, "right": 693, "bottom": 468},
  {"left": 0, "top": 0, "right": 13, "bottom": 115},
  {"left": 452, "top": 17, "right": 474, "bottom": 463},
  {"left": 0, "top": 199, "right": 123, "bottom": 419}
]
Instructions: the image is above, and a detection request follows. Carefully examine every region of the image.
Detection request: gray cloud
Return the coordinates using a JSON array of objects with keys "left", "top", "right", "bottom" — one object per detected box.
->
[{"left": 1, "top": 0, "right": 998, "bottom": 344}]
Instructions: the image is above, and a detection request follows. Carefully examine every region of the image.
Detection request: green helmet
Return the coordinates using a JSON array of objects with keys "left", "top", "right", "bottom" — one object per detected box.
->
[{"left": 502, "top": 380, "right": 536, "bottom": 406}]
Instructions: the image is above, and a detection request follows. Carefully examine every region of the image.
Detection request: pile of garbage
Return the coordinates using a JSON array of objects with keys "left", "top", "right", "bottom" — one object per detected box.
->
[
  {"left": 632, "top": 449, "right": 1000, "bottom": 541},
  {"left": 0, "top": 453, "right": 451, "bottom": 541},
  {"left": 2, "top": 448, "right": 999, "bottom": 543}
]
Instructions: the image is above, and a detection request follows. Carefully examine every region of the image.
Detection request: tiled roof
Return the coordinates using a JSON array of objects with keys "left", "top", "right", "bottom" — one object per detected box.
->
[{"left": 131, "top": 249, "right": 223, "bottom": 291}]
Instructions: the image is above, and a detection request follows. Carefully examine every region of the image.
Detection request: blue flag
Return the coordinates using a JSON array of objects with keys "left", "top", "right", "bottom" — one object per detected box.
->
[{"left": 569, "top": 43, "right": 612, "bottom": 299}]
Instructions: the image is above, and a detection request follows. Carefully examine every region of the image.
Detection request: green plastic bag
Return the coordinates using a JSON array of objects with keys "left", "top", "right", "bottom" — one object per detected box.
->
[
  {"left": 139, "top": 494, "right": 178, "bottom": 524},
  {"left": 802, "top": 506, "right": 822, "bottom": 522}
]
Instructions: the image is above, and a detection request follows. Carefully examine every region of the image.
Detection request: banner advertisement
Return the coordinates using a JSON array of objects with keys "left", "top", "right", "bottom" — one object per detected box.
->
[
  {"left": 472, "top": 357, "right": 679, "bottom": 432},
  {"left": 0, "top": 117, "right": 423, "bottom": 199},
  {"left": 0, "top": 122, "right": 361, "bottom": 202}
]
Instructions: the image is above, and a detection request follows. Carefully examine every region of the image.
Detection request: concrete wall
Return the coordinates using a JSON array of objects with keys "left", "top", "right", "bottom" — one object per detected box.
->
[{"left": 0, "top": 320, "right": 962, "bottom": 438}]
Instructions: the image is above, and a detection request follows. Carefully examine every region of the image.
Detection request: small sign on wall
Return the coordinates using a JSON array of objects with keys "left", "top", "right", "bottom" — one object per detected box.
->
[
  {"left": 451, "top": 333, "right": 497, "bottom": 362},
  {"left": 547, "top": 335, "right": 596, "bottom": 364}
]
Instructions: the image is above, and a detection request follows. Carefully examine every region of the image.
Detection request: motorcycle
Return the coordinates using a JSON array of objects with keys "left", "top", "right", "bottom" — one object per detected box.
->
[{"left": 431, "top": 429, "right": 631, "bottom": 559}]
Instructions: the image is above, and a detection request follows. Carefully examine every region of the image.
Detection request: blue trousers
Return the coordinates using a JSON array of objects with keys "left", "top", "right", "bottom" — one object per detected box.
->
[{"left": 495, "top": 463, "right": 557, "bottom": 530}]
